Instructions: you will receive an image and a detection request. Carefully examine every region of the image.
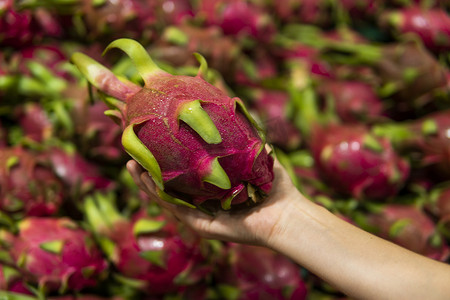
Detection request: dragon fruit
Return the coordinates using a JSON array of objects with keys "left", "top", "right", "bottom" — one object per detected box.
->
[
  {"left": 310, "top": 124, "right": 410, "bottom": 200},
  {"left": 84, "top": 193, "right": 212, "bottom": 295},
  {"left": 197, "top": 0, "right": 276, "bottom": 43},
  {"left": 215, "top": 243, "right": 308, "bottom": 300},
  {"left": 1, "top": 217, "right": 108, "bottom": 294},
  {"left": 273, "top": 0, "right": 333, "bottom": 27},
  {"left": 47, "top": 146, "right": 115, "bottom": 197},
  {"left": 411, "top": 110, "right": 450, "bottom": 178},
  {"left": 317, "top": 80, "right": 384, "bottom": 123},
  {"left": 71, "top": 38, "right": 274, "bottom": 211},
  {"left": 71, "top": 99, "right": 125, "bottom": 162},
  {"left": 379, "top": 6, "right": 450, "bottom": 54},
  {"left": 0, "top": 0, "right": 33, "bottom": 47},
  {"left": 305, "top": 35, "right": 447, "bottom": 108},
  {"left": 0, "top": 147, "right": 64, "bottom": 218},
  {"left": 366, "top": 204, "right": 449, "bottom": 261},
  {"left": 375, "top": 110, "right": 450, "bottom": 179},
  {"left": 76, "top": 0, "right": 157, "bottom": 41},
  {"left": 15, "top": 102, "right": 53, "bottom": 143}
]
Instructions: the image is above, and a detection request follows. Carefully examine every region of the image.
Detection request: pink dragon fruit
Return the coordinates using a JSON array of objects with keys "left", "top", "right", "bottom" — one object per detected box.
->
[
  {"left": 84, "top": 193, "right": 212, "bottom": 295},
  {"left": 317, "top": 80, "right": 384, "bottom": 123},
  {"left": 215, "top": 243, "right": 308, "bottom": 300},
  {"left": 197, "top": 0, "right": 275, "bottom": 42},
  {"left": 15, "top": 102, "right": 53, "bottom": 143},
  {"left": 310, "top": 124, "right": 410, "bottom": 200},
  {"left": 47, "top": 146, "right": 115, "bottom": 196},
  {"left": 366, "top": 204, "right": 449, "bottom": 261},
  {"left": 273, "top": 0, "right": 333, "bottom": 27},
  {"left": 71, "top": 38, "right": 274, "bottom": 211},
  {"left": 0, "top": 147, "right": 64, "bottom": 218},
  {"left": 78, "top": 0, "right": 157, "bottom": 41},
  {"left": 0, "top": 0, "right": 33, "bottom": 47},
  {"left": 71, "top": 99, "right": 125, "bottom": 162},
  {"left": 411, "top": 110, "right": 450, "bottom": 178},
  {"left": 379, "top": 6, "right": 450, "bottom": 54},
  {"left": 1, "top": 217, "right": 108, "bottom": 294}
]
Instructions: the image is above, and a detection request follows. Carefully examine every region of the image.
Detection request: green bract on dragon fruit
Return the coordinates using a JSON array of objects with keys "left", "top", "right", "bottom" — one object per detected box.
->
[{"left": 71, "top": 38, "right": 274, "bottom": 212}]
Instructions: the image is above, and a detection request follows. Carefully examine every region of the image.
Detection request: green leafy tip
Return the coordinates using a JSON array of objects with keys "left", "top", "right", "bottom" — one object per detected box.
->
[
  {"left": 103, "top": 38, "right": 166, "bottom": 86},
  {"left": 121, "top": 123, "right": 164, "bottom": 190},
  {"left": 178, "top": 100, "right": 222, "bottom": 144}
]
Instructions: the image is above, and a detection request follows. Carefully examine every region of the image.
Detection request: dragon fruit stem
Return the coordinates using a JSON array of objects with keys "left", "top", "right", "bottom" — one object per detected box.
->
[
  {"left": 103, "top": 38, "right": 167, "bottom": 86},
  {"left": 71, "top": 52, "right": 141, "bottom": 102}
]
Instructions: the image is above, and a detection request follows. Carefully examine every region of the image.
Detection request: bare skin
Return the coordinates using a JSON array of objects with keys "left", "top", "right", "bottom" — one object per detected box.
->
[{"left": 127, "top": 159, "right": 450, "bottom": 300}]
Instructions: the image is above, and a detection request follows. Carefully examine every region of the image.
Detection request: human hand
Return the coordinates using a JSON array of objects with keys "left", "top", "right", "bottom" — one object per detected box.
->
[{"left": 126, "top": 156, "right": 304, "bottom": 247}]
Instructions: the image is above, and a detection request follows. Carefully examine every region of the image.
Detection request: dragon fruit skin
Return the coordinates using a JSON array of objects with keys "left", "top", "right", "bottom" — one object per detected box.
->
[
  {"left": 197, "top": 0, "right": 275, "bottom": 43},
  {"left": 412, "top": 110, "right": 450, "bottom": 178},
  {"left": 72, "top": 100, "right": 125, "bottom": 162},
  {"left": 273, "top": 0, "right": 332, "bottom": 27},
  {"left": 380, "top": 6, "right": 450, "bottom": 53},
  {"left": 48, "top": 147, "right": 115, "bottom": 195},
  {"left": 216, "top": 244, "right": 308, "bottom": 300},
  {"left": 3, "top": 217, "right": 108, "bottom": 293},
  {"left": 72, "top": 39, "right": 274, "bottom": 211},
  {"left": 310, "top": 124, "right": 410, "bottom": 200},
  {"left": 15, "top": 102, "right": 53, "bottom": 143},
  {"left": 367, "top": 204, "right": 449, "bottom": 261},
  {"left": 119, "top": 212, "right": 211, "bottom": 295},
  {"left": 0, "top": 0, "right": 33, "bottom": 47},
  {"left": 317, "top": 80, "right": 384, "bottom": 123},
  {"left": 84, "top": 194, "right": 212, "bottom": 295},
  {"left": 0, "top": 147, "right": 64, "bottom": 218}
]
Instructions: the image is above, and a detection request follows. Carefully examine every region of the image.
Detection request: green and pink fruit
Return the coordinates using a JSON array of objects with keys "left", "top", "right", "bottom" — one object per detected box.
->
[
  {"left": 2, "top": 217, "right": 108, "bottom": 294},
  {"left": 71, "top": 38, "right": 274, "bottom": 211},
  {"left": 379, "top": 6, "right": 450, "bottom": 54},
  {"left": 0, "top": 147, "right": 64, "bottom": 218},
  {"left": 367, "top": 204, "right": 449, "bottom": 261},
  {"left": 84, "top": 193, "right": 212, "bottom": 295},
  {"left": 216, "top": 243, "right": 308, "bottom": 300},
  {"left": 310, "top": 124, "right": 410, "bottom": 200},
  {"left": 317, "top": 80, "right": 384, "bottom": 123}
]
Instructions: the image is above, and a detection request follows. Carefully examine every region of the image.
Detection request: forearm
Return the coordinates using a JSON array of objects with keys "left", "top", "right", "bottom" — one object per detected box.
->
[{"left": 268, "top": 197, "right": 450, "bottom": 300}]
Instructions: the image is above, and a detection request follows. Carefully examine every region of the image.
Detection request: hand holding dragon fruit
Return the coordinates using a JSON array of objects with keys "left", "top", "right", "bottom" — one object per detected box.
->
[{"left": 71, "top": 38, "right": 274, "bottom": 212}]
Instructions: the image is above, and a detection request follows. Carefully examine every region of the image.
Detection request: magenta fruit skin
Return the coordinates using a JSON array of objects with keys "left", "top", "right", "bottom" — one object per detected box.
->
[{"left": 310, "top": 124, "right": 410, "bottom": 200}]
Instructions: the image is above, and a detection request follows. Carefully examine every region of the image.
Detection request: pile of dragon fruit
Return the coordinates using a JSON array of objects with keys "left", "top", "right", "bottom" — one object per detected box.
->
[{"left": 1, "top": 0, "right": 449, "bottom": 299}]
